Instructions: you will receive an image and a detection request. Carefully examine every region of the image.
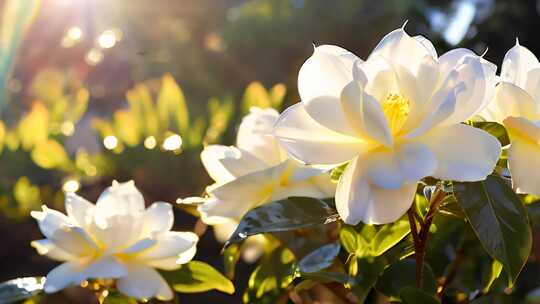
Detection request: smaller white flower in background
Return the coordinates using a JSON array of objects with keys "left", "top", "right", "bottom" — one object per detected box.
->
[
  {"left": 196, "top": 107, "right": 335, "bottom": 261},
  {"left": 31, "top": 181, "right": 198, "bottom": 301},
  {"left": 481, "top": 41, "right": 540, "bottom": 195}
]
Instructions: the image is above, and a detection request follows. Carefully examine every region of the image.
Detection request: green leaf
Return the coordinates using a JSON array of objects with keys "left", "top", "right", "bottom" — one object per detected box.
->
[
  {"left": 18, "top": 102, "right": 49, "bottom": 150},
  {"left": 0, "top": 277, "right": 44, "bottom": 304},
  {"left": 454, "top": 175, "right": 532, "bottom": 285},
  {"left": 301, "top": 271, "right": 353, "bottom": 285},
  {"left": 298, "top": 243, "right": 340, "bottom": 273},
  {"left": 161, "top": 261, "right": 234, "bottom": 294},
  {"left": 351, "top": 257, "right": 386, "bottom": 303},
  {"left": 225, "top": 197, "right": 339, "bottom": 246},
  {"left": 375, "top": 259, "right": 436, "bottom": 300},
  {"left": 30, "top": 139, "right": 70, "bottom": 169},
  {"left": 400, "top": 286, "right": 440, "bottom": 304},
  {"left": 244, "top": 247, "right": 296, "bottom": 302},
  {"left": 370, "top": 218, "right": 410, "bottom": 256},
  {"left": 482, "top": 260, "right": 503, "bottom": 293}
]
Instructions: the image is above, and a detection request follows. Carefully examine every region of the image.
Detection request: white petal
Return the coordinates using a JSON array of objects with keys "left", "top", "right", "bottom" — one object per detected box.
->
[
  {"left": 142, "top": 202, "right": 174, "bottom": 235},
  {"left": 116, "top": 265, "right": 173, "bottom": 301},
  {"left": 138, "top": 231, "right": 198, "bottom": 262},
  {"left": 444, "top": 55, "right": 498, "bottom": 124},
  {"left": 64, "top": 193, "right": 94, "bottom": 229},
  {"left": 212, "top": 221, "right": 238, "bottom": 243},
  {"left": 304, "top": 95, "right": 359, "bottom": 136},
  {"left": 89, "top": 214, "right": 142, "bottom": 252},
  {"left": 94, "top": 181, "right": 145, "bottom": 229},
  {"left": 274, "top": 102, "right": 369, "bottom": 166},
  {"left": 418, "top": 124, "right": 501, "bottom": 181},
  {"left": 438, "top": 48, "right": 477, "bottom": 84},
  {"left": 341, "top": 81, "right": 392, "bottom": 146},
  {"left": 298, "top": 45, "right": 358, "bottom": 102},
  {"left": 503, "top": 116, "right": 540, "bottom": 144},
  {"left": 353, "top": 55, "right": 398, "bottom": 101},
  {"left": 489, "top": 82, "right": 539, "bottom": 122},
  {"left": 122, "top": 238, "right": 157, "bottom": 254},
  {"left": 200, "top": 165, "right": 282, "bottom": 222},
  {"left": 336, "top": 157, "right": 417, "bottom": 225},
  {"left": 50, "top": 226, "right": 97, "bottom": 257},
  {"left": 414, "top": 35, "right": 437, "bottom": 58},
  {"left": 236, "top": 107, "right": 285, "bottom": 166},
  {"left": 524, "top": 68, "right": 540, "bottom": 103},
  {"left": 201, "top": 145, "right": 267, "bottom": 184},
  {"left": 43, "top": 262, "right": 86, "bottom": 293},
  {"left": 366, "top": 143, "right": 437, "bottom": 189},
  {"left": 508, "top": 139, "right": 540, "bottom": 195},
  {"left": 82, "top": 255, "right": 128, "bottom": 279},
  {"left": 369, "top": 28, "right": 434, "bottom": 76},
  {"left": 31, "top": 206, "right": 73, "bottom": 239},
  {"left": 31, "top": 239, "right": 75, "bottom": 261},
  {"left": 501, "top": 43, "right": 540, "bottom": 88}
]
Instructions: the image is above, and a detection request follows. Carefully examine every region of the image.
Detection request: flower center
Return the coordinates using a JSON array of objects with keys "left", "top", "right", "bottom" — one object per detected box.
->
[{"left": 382, "top": 94, "right": 410, "bottom": 136}]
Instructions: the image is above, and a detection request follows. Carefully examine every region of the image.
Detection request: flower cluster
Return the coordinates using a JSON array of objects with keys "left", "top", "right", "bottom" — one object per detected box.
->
[{"left": 31, "top": 24, "right": 540, "bottom": 301}]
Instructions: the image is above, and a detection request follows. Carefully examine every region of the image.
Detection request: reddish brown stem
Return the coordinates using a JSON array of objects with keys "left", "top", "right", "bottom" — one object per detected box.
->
[{"left": 408, "top": 189, "right": 446, "bottom": 289}]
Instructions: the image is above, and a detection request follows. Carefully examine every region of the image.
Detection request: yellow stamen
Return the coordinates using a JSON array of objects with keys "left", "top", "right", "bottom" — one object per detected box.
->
[{"left": 382, "top": 94, "right": 410, "bottom": 135}]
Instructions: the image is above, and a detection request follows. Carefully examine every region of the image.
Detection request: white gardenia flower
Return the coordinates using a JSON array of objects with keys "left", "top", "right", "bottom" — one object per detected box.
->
[
  {"left": 31, "top": 181, "right": 198, "bottom": 301},
  {"left": 480, "top": 41, "right": 540, "bottom": 194},
  {"left": 198, "top": 107, "right": 335, "bottom": 251},
  {"left": 274, "top": 27, "right": 502, "bottom": 225}
]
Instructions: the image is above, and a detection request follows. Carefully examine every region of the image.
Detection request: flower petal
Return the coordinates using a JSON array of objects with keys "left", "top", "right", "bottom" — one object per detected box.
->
[
  {"left": 94, "top": 181, "right": 145, "bottom": 229},
  {"left": 418, "top": 124, "right": 501, "bottom": 181},
  {"left": 304, "top": 95, "right": 359, "bottom": 136},
  {"left": 116, "top": 265, "right": 173, "bottom": 301},
  {"left": 488, "top": 82, "right": 539, "bottom": 123},
  {"left": 50, "top": 226, "right": 97, "bottom": 257},
  {"left": 366, "top": 143, "right": 437, "bottom": 189},
  {"left": 31, "top": 239, "right": 76, "bottom": 261},
  {"left": 142, "top": 202, "right": 174, "bottom": 235},
  {"left": 138, "top": 231, "right": 198, "bottom": 262},
  {"left": 298, "top": 45, "right": 358, "bottom": 102},
  {"left": 501, "top": 42, "right": 540, "bottom": 88},
  {"left": 31, "top": 206, "right": 74, "bottom": 239},
  {"left": 274, "top": 103, "right": 368, "bottom": 166},
  {"left": 43, "top": 262, "right": 86, "bottom": 293},
  {"left": 64, "top": 193, "right": 94, "bottom": 229},
  {"left": 369, "top": 28, "right": 434, "bottom": 76},
  {"left": 201, "top": 145, "right": 267, "bottom": 184},
  {"left": 504, "top": 116, "right": 540, "bottom": 144},
  {"left": 341, "top": 81, "right": 392, "bottom": 146},
  {"left": 336, "top": 157, "right": 417, "bottom": 225},
  {"left": 508, "top": 139, "right": 540, "bottom": 195},
  {"left": 236, "top": 107, "right": 285, "bottom": 166}
]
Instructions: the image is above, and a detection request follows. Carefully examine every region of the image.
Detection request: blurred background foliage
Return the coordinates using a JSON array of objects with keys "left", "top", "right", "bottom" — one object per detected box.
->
[{"left": 0, "top": 0, "right": 540, "bottom": 303}]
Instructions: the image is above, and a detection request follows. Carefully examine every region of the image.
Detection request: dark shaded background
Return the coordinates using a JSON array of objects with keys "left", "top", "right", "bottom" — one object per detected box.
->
[{"left": 1, "top": 0, "right": 540, "bottom": 303}]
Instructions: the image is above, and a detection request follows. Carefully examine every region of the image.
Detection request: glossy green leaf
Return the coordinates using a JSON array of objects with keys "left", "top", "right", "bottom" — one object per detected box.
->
[
  {"left": 103, "top": 290, "right": 137, "bottom": 304},
  {"left": 351, "top": 257, "right": 386, "bottom": 303},
  {"left": 370, "top": 218, "right": 410, "bottom": 256},
  {"left": 298, "top": 243, "right": 340, "bottom": 273},
  {"left": 400, "top": 286, "right": 440, "bottom": 304},
  {"left": 454, "top": 175, "right": 532, "bottom": 285},
  {"left": 161, "top": 261, "right": 234, "bottom": 294},
  {"left": 225, "top": 197, "right": 339, "bottom": 246},
  {"left": 0, "top": 277, "right": 44, "bottom": 304},
  {"left": 244, "top": 247, "right": 296, "bottom": 302},
  {"left": 375, "top": 259, "right": 436, "bottom": 300},
  {"left": 330, "top": 162, "right": 348, "bottom": 183}
]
